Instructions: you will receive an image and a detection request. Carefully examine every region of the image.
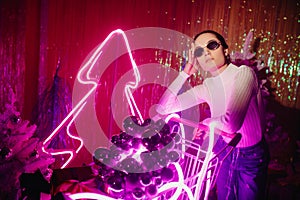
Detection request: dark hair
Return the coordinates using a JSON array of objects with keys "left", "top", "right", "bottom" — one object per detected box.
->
[{"left": 193, "top": 30, "right": 228, "bottom": 49}]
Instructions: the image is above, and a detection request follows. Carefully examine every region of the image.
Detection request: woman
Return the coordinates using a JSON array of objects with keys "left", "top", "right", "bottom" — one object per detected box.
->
[{"left": 156, "top": 30, "right": 269, "bottom": 200}]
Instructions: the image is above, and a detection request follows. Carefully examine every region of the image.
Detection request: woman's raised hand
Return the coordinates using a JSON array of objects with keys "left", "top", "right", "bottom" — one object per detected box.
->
[{"left": 184, "top": 43, "right": 200, "bottom": 76}]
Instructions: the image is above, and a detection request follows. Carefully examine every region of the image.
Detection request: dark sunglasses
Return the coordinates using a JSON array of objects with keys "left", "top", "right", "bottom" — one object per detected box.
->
[{"left": 194, "top": 40, "right": 221, "bottom": 57}]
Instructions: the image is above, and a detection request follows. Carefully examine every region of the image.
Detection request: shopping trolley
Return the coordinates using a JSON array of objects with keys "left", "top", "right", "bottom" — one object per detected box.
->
[
  {"left": 67, "top": 116, "right": 241, "bottom": 200},
  {"left": 155, "top": 116, "right": 242, "bottom": 200}
]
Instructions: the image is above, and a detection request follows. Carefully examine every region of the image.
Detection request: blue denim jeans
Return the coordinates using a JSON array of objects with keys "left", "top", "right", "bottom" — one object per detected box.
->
[{"left": 213, "top": 137, "right": 270, "bottom": 200}]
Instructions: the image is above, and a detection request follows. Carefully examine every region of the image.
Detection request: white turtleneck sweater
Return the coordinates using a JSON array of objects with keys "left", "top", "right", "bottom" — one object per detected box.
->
[{"left": 157, "top": 63, "right": 264, "bottom": 147}]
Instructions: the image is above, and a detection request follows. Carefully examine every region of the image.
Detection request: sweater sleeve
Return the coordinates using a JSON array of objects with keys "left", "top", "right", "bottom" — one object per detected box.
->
[
  {"left": 204, "top": 66, "right": 258, "bottom": 133},
  {"left": 156, "top": 71, "right": 207, "bottom": 115}
]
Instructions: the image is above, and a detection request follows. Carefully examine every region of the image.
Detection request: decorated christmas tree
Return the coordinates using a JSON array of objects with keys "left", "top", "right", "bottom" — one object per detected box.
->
[{"left": 0, "top": 86, "right": 54, "bottom": 199}]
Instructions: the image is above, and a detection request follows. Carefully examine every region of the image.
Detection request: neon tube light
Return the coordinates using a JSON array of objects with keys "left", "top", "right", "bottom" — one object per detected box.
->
[{"left": 42, "top": 29, "right": 144, "bottom": 168}]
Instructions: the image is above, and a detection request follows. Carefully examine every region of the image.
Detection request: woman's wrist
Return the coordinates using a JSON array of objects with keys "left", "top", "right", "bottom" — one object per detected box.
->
[
  {"left": 184, "top": 62, "right": 199, "bottom": 76},
  {"left": 180, "top": 70, "right": 190, "bottom": 79}
]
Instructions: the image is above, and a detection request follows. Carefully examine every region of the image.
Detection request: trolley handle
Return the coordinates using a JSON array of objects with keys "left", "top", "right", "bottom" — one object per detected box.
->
[
  {"left": 168, "top": 117, "right": 236, "bottom": 139},
  {"left": 227, "top": 133, "right": 242, "bottom": 147}
]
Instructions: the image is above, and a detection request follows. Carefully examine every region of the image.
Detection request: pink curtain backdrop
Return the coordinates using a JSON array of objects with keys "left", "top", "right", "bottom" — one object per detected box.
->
[{"left": 0, "top": 0, "right": 299, "bottom": 167}]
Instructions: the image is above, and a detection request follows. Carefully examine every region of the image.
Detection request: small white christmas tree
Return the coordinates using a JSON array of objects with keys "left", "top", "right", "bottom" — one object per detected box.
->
[{"left": 0, "top": 87, "right": 54, "bottom": 199}]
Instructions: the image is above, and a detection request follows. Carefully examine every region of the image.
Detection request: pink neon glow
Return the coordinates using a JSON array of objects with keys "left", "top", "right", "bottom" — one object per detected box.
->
[
  {"left": 67, "top": 163, "right": 193, "bottom": 200},
  {"left": 164, "top": 113, "right": 186, "bottom": 157},
  {"left": 76, "top": 28, "right": 142, "bottom": 120},
  {"left": 194, "top": 122, "right": 216, "bottom": 200},
  {"left": 66, "top": 103, "right": 85, "bottom": 154},
  {"left": 163, "top": 116, "right": 217, "bottom": 200},
  {"left": 42, "top": 29, "right": 144, "bottom": 168},
  {"left": 42, "top": 103, "right": 85, "bottom": 168},
  {"left": 68, "top": 192, "right": 117, "bottom": 200},
  {"left": 156, "top": 162, "right": 193, "bottom": 200}
]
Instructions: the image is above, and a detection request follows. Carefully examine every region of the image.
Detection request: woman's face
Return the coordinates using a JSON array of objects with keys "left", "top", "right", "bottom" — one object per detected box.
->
[{"left": 194, "top": 33, "right": 228, "bottom": 75}]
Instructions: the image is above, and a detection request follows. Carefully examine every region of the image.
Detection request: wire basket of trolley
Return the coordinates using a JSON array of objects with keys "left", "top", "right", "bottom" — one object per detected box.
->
[{"left": 154, "top": 114, "right": 242, "bottom": 200}]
